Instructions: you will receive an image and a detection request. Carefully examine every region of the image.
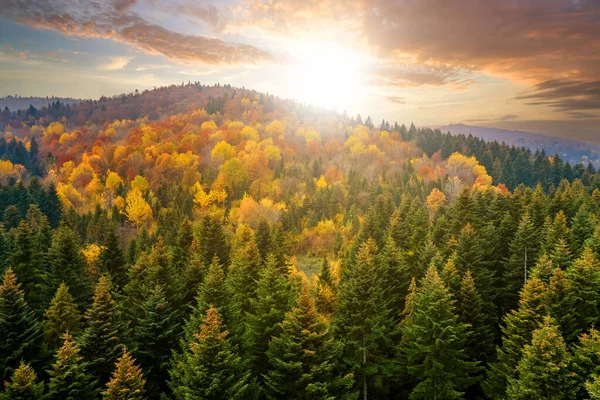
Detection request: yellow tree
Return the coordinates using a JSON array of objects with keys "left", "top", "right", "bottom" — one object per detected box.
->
[{"left": 125, "top": 188, "right": 152, "bottom": 228}]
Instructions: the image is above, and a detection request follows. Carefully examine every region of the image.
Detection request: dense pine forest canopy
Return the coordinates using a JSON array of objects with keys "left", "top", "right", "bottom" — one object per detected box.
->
[{"left": 1, "top": 83, "right": 600, "bottom": 399}]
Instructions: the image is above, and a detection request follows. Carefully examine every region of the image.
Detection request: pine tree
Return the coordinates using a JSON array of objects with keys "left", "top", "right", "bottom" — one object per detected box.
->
[
  {"left": 43, "top": 283, "right": 81, "bottom": 351},
  {"left": 79, "top": 276, "right": 126, "bottom": 386},
  {"left": 0, "top": 362, "right": 44, "bottom": 400},
  {"left": 99, "top": 223, "right": 128, "bottom": 290},
  {"left": 169, "top": 308, "right": 250, "bottom": 400},
  {"left": 10, "top": 207, "right": 49, "bottom": 312},
  {"left": 132, "top": 284, "right": 179, "bottom": 399},
  {"left": 334, "top": 239, "right": 395, "bottom": 398},
  {"left": 570, "top": 205, "right": 595, "bottom": 256},
  {"left": 502, "top": 212, "right": 538, "bottom": 312},
  {"left": 198, "top": 216, "right": 229, "bottom": 269},
  {"left": 243, "top": 254, "right": 291, "bottom": 381},
  {"left": 315, "top": 257, "right": 337, "bottom": 316},
  {"left": 564, "top": 247, "right": 600, "bottom": 341},
  {"left": 264, "top": 285, "right": 356, "bottom": 400},
  {"left": 550, "top": 238, "right": 573, "bottom": 270},
  {"left": 572, "top": 328, "right": 600, "bottom": 398},
  {"left": 255, "top": 219, "right": 271, "bottom": 262},
  {"left": 183, "top": 238, "right": 206, "bottom": 306},
  {"left": 402, "top": 266, "right": 478, "bottom": 399},
  {"left": 102, "top": 347, "right": 146, "bottom": 400},
  {"left": 224, "top": 239, "right": 263, "bottom": 341},
  {"left": 46, "top": 333, "right": 98, "bottom": 400},
  {"left": 458, "top": 270, "right": 495, "bottom": 365},
  {"left": 171, "top": 218, "right": 193, "bottom": 271},
  {"left": 47, "top": 224, "right": 91, "bottom": 309},
  {"left": 587, "top": 375, "right": 600, "bottom": 400},
  {"left": 0, "top": 268, "right": 42, "bottom": 381},
  {"left": 506, "top": 317, "right": 575, "bottom": 399},
  {"left": 483, "top": 276, "right": 548, "bottom": 399}
]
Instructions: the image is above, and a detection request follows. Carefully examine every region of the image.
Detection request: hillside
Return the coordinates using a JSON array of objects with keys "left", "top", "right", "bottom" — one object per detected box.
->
[
  {"left": 442, "top": 123, "right": 600, "bottom": 166},
  {"left": 0, "top": 96, "right": 84, "bottom": 112},
  {"left": 1, "top": 83, "right": 600, "bottom": 399}
]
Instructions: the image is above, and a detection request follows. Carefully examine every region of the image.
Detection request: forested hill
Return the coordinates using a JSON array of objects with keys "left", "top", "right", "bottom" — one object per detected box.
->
[
  {"left": 442, "top": 123, "right": 600, "bottom": 167},
  {"left": 1, "top": 82, "right": 600, "bottom": 399},
  {"left": 0, "top": 96, "right": 83, "bottom": 113}
]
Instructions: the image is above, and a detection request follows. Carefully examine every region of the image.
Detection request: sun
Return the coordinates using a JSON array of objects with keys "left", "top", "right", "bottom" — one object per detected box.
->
[{"left": 285, "top": 43, "right": 366, "bottom": 110}]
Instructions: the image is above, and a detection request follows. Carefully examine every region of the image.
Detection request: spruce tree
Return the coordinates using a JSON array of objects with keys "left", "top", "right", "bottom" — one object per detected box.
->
[
  {"left": 171, "top": 218, "right": 193, "bottom": 271},
  {"left": 264, "top": 285, "right": 356, "bottom": 400},
  {"left": 254, "top": 219, "right": 271, "bottom": 262},
  {"left": 334, "top": 239, "right": 395, "bottom": 398},
  {"left": 315, "top": 257, "right": 337, "bottom": 316},
  {"left": 169, "top": 308, "right": 250, "bottom": 400},
  {"left": 402, "top": 266, "right": 478, "bottom": 399},
  {"left": 46, "top": 333, "right": 98, "bottom": 400},
  {"left": 79, "top": 276, "right": 126, "bottom": 386},
  {"left": 99, "top": 223, "right": 128, "bottom": 290},
  {"left": 506, "top": 317, "right": 575, "bottom": 399},
  {"left": 132, "top": 284, "right": 179, "bottom": 399},
  {"left": 587, "top": 375, "right": 600, "bottom": 400},
  {"left": 550, "top": 238, "right": 573, "bottom": 270},
  {"left": 458, "top": 270, "right": 495, "bottom": 365},
  {"left": 502, "top": 211, "right": 538, "bottom": 312},
  {"left": 10, "top": 208, "right": 48, "bottom": 312},
  {"left": 224, "top": 239, "right": 263, "bottom": 341},
  {"left": 483, "top": 276, "right": 548, "bottom": 399},
  {"left": 47, "top": 224, "right": 91, "bottom": 309},
  {"left": 43, "top": 283, "right": 81, "bottom": 351},
  {"left": 243, "top": 254, "right": 292, "bottom": 381},
  {"left": 102, "top": 348, "right": 146, "bottom": 400},
  {"left": 183, "top": 238, "right": 206, "bottom": 306},
  {"left": 572, "top": 328, "right": 600, "bottom": 398},
  {"left": 564, "top": 247, "right": 600, "bottom": 341},
  {"left": 0, "top": 362, "right": 44, "bottom": 400},
  {"left": 0, "top": 268, "right": 42, "bottom": 381}
]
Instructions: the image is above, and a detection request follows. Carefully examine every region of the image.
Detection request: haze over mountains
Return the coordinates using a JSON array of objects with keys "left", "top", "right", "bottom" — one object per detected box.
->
[{"left": 442, "top": 124, "right": 600, "bottom": 167}]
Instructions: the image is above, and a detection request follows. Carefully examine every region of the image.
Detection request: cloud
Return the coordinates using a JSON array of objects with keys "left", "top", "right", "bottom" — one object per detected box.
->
[
  {"left": 99, "top": 56, "right": 132, "bottom": 71},
  {"left": 235, "top": 0, "right": 600, "bottom": 84},
  {"left": 3, "top": 0, "right": 272, "bottom": 65},
  {"left": 498, "top": 114, "right": 519, "bottom": 121},
  {"left": 386, "top": 96, "right": 405, "bottom": 104},
  {"left": 516, "top": 79, "right": 600, "bottom": 113}
]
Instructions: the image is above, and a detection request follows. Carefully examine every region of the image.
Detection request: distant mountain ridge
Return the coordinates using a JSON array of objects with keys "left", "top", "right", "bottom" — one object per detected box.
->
[
  {"left": 0, "top": 96, "right": 84, "bottom": 112},
  {"left": 441, "top": 123, "right": 600, "bottom": 166}
]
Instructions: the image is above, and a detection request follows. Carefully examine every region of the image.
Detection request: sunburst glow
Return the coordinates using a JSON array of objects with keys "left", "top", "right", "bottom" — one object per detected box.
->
[{"left": 285, "top": 43, "right": 367, "bottom": 110}]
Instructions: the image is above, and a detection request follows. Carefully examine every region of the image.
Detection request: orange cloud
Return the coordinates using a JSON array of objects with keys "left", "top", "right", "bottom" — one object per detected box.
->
[{"left": 5, "top": 0, "right": 272, "bottom": 65}]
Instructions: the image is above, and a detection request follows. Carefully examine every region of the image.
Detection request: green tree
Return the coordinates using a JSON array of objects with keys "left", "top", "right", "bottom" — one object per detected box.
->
[
  {"left": 564, "top": 248, "right": 600, "bottom": 341},
  {"left": 484, "top": 276, "right": 548, "bottom": 399},
  {"left": 587, "top": 375, "right": 600, "bottom": 400},
  {"left": 169, "top": 308, "right": 250, "bottom": 400},
  {"left": 46, "top": 332, "right": 98, "bottom": 400},
  {"left": 10, "top": 206, "right": 50, "bottom": 312},
  {"left": 0, "top": 362, "right": 43, "bottom": 400},
  {"left": 43, "top": 283, "right": 81, "bottom": 351},
  {"left": 402, "top": 266, "right": 478, "bottom": 399},
  {"left": 458, "top": 270, "right": 495, "bottom": 365},
  {"left": 79, "top": 276, "right": 127, "bottom": 386},
  {"left": 506, "top": 317, "right": 575, "bottom": 399},
  {"left": 264, "top": 285, "right": 356, "bottom": 400},
  {"left": 47, "top": 224, "right": 91, "bottom": 309},
  {"left": 502, "top": 212, "right": 538, "bottom": 312},
  {"left": 132, "top": 285, "right": 179, "bottom": 399},
  {"left": 334, "top": 239, "right": 395, "bottom": 398},
  {"left": 243, "top": 254, "right": 292, "bottom": 381},
  {"left": 254, "top": 219, "right": 271, "bottom": 262},
  {"left": 99, "top": 223, "right": 128, "bottom": 290},
  {"left": 0, "top": 268, "right": 42, "bottom": 381},
  {"left": 102, "top": 348, "right": 146, "bottom": 400},
  {"left": 572, "top": 328, "right": 600, "bottom": 398}
]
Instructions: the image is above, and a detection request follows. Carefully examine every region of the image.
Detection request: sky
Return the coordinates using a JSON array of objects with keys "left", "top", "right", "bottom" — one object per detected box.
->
[{"left": 0, "top": 0, "right": 598, "bottom": 141}]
